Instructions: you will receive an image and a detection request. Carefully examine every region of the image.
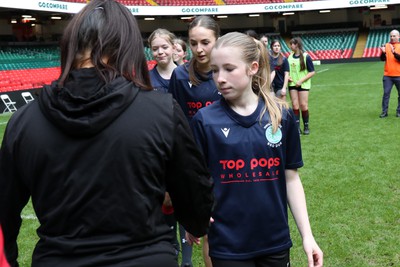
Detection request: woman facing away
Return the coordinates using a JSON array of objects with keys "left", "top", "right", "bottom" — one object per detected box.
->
[
  {"left": 168, "top": 16, "right": 222, "bottom": 267},
  {"left": 0, "top": 1, "right": 214, "bottom": 266},
  {"left": 270, "top": 39, "right": 290, "bottom": 100},
  {"left": 287, "top": 37, "right": 315, "bottom": 135},
  {"left": 187, "top": 32, "right": 323, "bottom": 267}
]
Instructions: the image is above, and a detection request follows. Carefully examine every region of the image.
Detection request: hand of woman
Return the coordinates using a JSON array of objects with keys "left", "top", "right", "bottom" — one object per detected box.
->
[
  {"left": 163, "top": 192, "right": 173, "bottom": 207},
  {"left": 185, "top": 217, "right": 214, "bottom": 245},
  {"left": 185, "top": 232, "right": 201, "bottom": 245}
]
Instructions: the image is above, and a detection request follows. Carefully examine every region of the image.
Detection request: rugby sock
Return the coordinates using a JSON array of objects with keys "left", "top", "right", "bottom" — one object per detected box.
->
[{"left": 302, "top": 110, "right": 309, "bottom": 125}]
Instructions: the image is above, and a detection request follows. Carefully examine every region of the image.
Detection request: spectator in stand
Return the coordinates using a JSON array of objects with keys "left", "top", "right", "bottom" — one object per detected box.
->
[
  {"left": 173, "top": 38, "right": 188, "bottom": 66},
  {"left": 168, "top": 15, "right": 222, "bottom": 267},
  {"left": 288, "top": 37, "right": 315, "bottom": 135},
  {"left": 270, "top": 39, "right": 289, "bottom": 100},
  {"left": 379, "top": 29, "right": 400, "bottom": 118},
  {"left": 0, "top": 1, "right": 214, "bottom": 266}
]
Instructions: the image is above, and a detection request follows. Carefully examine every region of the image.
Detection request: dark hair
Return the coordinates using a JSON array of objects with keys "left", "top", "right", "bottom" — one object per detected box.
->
[
  {"left": 289, "top": 37, "right": 306, "bottom": 71},
  {"left": 187, "top": 15, "right": 220, "bottom": 86},
  {"left": 244, "top": 29, "right": 258, "bottom": 39},
  {"left": 174, "top": 38, "right": 187, "bottom": 53},
  {"left": 270, "top": 39, "right": 283, "bottom": 67},
  {"left": 59, "top": 0, "right": 151, "bottom": 90}
]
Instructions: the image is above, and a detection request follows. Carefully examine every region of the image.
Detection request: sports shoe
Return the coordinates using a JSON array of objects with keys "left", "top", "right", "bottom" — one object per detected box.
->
[
  {"left": 303, "top": 126, "right": 310, "bottom": 135},
  {"left": 379, "top": 112, "right": 388, "bottom": 118}
]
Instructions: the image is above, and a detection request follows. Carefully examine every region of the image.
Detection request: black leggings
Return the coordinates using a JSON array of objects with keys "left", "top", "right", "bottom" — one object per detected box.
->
[{"left": 211, "top": 250, "right": 290, "bottom": 267}]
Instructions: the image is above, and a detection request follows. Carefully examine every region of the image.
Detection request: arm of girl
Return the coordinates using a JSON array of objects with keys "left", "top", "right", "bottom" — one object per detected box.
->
[
  {"left": 295, "top": 71, "right": 315, "bottom": 87},
  {"left": 286, "top": 169, "right": 323, "bottom": 267},
  {"left": 281, "top": 71, "right": 289, "bottom": 96}
]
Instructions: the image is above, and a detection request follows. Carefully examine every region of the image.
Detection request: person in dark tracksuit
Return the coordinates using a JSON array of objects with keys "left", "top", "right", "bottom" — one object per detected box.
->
[{"left": 0, "top": 1, "right": 214, "bottom": 266}]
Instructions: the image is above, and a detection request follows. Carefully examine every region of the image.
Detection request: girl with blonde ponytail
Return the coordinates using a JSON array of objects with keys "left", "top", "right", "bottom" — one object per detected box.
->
[{"left": 188, "top": 32, "right": 323, "bottom": 267}]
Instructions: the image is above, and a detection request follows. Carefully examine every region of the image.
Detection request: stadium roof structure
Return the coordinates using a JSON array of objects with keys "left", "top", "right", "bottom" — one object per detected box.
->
[{"left": 0, "top": 0, "right": 399, "bottom": 16}]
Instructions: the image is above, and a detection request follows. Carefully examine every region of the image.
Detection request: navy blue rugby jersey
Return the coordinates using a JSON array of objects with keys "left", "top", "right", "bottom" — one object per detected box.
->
[
  {"left": 168, "top": 63, "right": 221, "bottom": 121},
  {"left": 149, "top": 66, "right": 170, "bottom": 93},
  {"left": 190, "top": 98, "right": 303, "bottom": 260},
  {"left": 270, "top": 55, "right": 290, "bottom": 90}
]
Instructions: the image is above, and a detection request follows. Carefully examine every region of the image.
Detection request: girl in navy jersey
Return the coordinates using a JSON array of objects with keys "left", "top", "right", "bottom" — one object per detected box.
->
[
  {"left": 169, "top": 15, "right": 221, "bottom": 267},
  {"left": 173, "top": 38, "right": 188, "bottom": 66},
  {"left": 270, "top": 39, "right": 289, "bottom": 100},
  {"left": 168, "top": 15, "right": 221, "bottom": 122},
  {"left": 148, "top": 28, "right": 177, "bottom": 93},
  {"left": 288, "top": 37, "right": 315, "bottom": 135},
  {"left": 189, "top": 32, "right": 323, "bottom": 267}
]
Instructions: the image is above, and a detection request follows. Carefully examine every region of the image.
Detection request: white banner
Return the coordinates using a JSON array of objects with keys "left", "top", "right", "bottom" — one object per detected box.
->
[{"left": 0, "top": 0, "right": 398, "bottom": 15}]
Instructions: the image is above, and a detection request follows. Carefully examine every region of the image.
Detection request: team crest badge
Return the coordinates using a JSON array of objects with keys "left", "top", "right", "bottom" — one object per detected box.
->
[{"left": 264, "top": 123, "right": 282, "bottom": 147}]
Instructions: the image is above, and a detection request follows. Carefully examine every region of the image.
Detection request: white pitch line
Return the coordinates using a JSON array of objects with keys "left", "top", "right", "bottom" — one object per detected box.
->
[
  {"left": 0, "top": 122, "right": 7, "bottom": 125},
  {"left": 317, "top": 68, "right": 329, "bottom": 74}
]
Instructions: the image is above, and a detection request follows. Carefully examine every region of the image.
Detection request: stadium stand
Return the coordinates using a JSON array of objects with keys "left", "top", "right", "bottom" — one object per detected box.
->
[
  {"left": 156, "top": 0, "right": 217, "bottom": 5},
  {"left": 57, "top": 0, "right": 322, "bottom": 4},
  {"left": 225, "top": 0, "right": 283, "bottom": 4},
  {"left": 0, "top": 46, "right": 61, "bottom": 93},
  {"left": 0, "top": 68, "right": 60, "bottom": 93},
  {"left": 292, "top": 29, "right": 358, "bottom": 60},
  {"left": 61, "top": 0, "right": 152, "bottom": 5},
  {"left": 362, "top": 28, "right": 392, "bottom": 58}
]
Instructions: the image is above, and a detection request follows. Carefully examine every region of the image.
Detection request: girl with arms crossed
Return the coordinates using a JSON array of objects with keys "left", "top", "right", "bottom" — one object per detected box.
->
[{"left": 189, "top": 32, "right": 323, "bottom": 267}]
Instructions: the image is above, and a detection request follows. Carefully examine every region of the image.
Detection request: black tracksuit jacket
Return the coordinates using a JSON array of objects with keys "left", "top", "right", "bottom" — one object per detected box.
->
[{"left": 0, "top": 68, "right": 214, "bottom": 266}]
